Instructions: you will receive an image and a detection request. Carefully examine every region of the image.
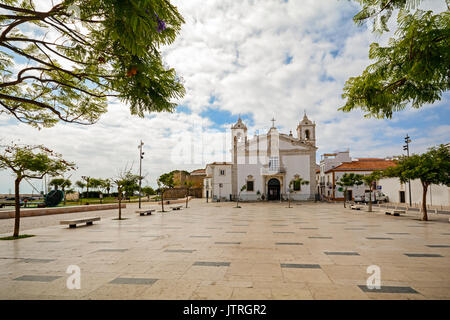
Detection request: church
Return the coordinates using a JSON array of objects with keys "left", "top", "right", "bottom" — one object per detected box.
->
[{"left": 204, "top": 114, "right": 317, "bottom": 201}]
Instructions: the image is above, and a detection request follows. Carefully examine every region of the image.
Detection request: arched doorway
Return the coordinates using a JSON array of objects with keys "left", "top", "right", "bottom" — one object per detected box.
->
[{"left": 267, "top": 178, "right": 281, "bottom": 200}]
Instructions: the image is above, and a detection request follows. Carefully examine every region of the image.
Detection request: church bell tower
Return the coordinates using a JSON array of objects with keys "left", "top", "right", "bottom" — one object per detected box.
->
[{"left": 296, "top": 112, "right": 316, "bottom": 146}]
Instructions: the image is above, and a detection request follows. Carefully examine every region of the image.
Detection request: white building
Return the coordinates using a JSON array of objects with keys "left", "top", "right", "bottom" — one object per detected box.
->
[
  {"left": 204, "top": 114, "right": 317, "bottom": 201},
  {"left": 323, "top": 158, "right": 396, "bottom": 201},
  {"left": 378, "top": 178, "right": 450, "bottom": 207},
  {"left": 318, "top": 150, "right": 352, "bottom": 197}
]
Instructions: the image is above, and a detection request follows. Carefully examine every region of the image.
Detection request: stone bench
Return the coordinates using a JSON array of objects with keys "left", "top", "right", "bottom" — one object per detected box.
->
[
  {"left": 171, "top": 205, "right": 183, "bottom": 211},
  {"left": 136, "top": 209, "right": 155, "bottom": 216},
  {"left": 385, "top": 210, "right": 405, "bottom": 216},
  {"left": 350, "top": 205, "right": 363, "bottom": 210},
  {"left": 60, "top": 217, "right": 100, "bottom": 228}
]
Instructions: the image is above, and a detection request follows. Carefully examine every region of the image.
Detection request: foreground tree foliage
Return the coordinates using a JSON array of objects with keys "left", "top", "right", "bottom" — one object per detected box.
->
[
  {"left": 0, "top": 0, "right": 185, "bottom": 128},
  {"left": 384, "top": 144, "right": 450, "bottom": 221},
  {"left": 0, "top": 143, "right": 75, "bottom": 237},
  {"left": 340, "top": 0, "right": 450, "bottom": 118}
]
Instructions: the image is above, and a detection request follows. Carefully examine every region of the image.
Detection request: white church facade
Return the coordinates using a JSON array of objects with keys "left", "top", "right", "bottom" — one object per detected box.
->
[{"left": 204, "top": 114, "right": 318, "bottom": 201}]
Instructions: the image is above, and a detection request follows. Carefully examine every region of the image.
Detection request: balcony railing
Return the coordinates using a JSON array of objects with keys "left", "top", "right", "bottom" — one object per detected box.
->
[{"left": 260, "top": 166, "right": 286, "bottom": 175}]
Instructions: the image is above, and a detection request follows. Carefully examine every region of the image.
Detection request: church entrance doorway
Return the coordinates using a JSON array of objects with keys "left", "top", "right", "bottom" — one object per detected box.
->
[{"left": 267, "top": 178, "right": 281, "bottom": 201}]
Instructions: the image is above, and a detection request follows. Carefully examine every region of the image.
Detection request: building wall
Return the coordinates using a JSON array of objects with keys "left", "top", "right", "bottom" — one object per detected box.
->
[
  {"left": 332, "top": 171, "right": 373, "bottom": 199},
  {"left": 237, "top": 164, "right": 263, "bottom": 201},
  {"left": 378, "top": 177, "right": 450, "bottom": 206},
  {"left": 283, "top": 154, "right": 312, "bottom": 200},
  {"left": 210, "top": 165, "right": 232, "bottom": 201}
]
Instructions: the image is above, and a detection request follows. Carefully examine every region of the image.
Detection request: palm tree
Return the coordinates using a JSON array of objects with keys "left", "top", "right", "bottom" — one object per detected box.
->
[{"left": 75, "top": 181, "right": 86, "bottom": 204}]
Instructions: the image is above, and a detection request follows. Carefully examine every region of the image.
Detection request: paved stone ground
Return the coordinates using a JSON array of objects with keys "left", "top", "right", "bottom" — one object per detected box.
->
[{"left": 0, "top": 199, "right": 449, "bottom": 300}]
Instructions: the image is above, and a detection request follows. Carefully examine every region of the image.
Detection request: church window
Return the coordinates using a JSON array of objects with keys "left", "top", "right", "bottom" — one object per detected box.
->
[
  {"left": 305, "top": 130, "right": 310, "bottom": 140},
  {"left": 269, "top": 156, "right": 279, "bottom": 171},
  {"left": 246, "top": 181, "right": 254, "bottom": 191},
  {"left": 219, "top": 169, "right": 225, "bottom": 176}
]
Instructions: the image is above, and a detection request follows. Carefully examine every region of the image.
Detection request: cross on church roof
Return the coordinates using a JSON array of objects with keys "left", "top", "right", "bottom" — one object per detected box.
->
[{"left": 271, "top": 117, "right": 276, "bottom": 128}]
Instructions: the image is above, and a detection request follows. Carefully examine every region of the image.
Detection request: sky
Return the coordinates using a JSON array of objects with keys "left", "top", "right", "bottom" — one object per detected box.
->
[{"left": 0, "top": 0, "right": 449, "bottom": 194}]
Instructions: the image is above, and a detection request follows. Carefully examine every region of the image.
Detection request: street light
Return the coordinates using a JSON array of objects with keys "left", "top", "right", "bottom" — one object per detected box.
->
[
  {"left": 403, "top": 134, "right": 412, "bottom": 206},
  {"left": 138, "top": 141, "right": 144, "bottom": 209}
]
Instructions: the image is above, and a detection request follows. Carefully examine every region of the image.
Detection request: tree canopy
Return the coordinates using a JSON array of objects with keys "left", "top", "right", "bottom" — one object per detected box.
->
[
  {"left": 340, "top": 0, "right": 449, "bottom": 118},
  {"left": 49, "top": 177, "right": 71, "bottom": 190},
  {"left": 0, "top": 0, "right": 185, "bottom": 128},
  {"left": 384, "top": 144, "right": 450, "bottom": 220},
  {"left": 0, "top": 142, "right": 75, "bottom": 180},
  {"left": 336, "top": 173, "right": 363, "bottom": 207},
  {"left": 0, "top": 142, "right": 75, "bottom": 237}
]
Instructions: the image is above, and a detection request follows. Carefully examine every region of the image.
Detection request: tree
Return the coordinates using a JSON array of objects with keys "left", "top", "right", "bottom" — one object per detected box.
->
[
  {"left": 123, "top": 176, "right": 140, "bottom": 202},
  {"left": 88, "top": 178, "right": 103, "bottom": 202},
  {"left": 102, "top": 178, "right": 112, "bottom": 196},
  {"left": 336, "top": 173, "right": 364, "bottom": 208},
  {"left": 235, "top": 185, "right": 246, "bottom": 208},
  {"left": 49, "top": 178, "right": 65, "bottom": 190},
  {"left": 0, "top": 0, "right": 185, "bottom": 128},
  {"left": 184, "top": 180, "right": 194, "bottom": 208},
  {"left": 142, "top": 186, "right": 155, "bottom": 201},
  {"left": 75, "top": 180, "right": 86, "bottom": 204},
  {"left": 81, "top": 176, "right": 91, "bottom": 198},
  {"left": 157, "top": 172, "right": 174, "bottom": 212},
  {"left": 340, "top": 1, "right": 449, "bottom": 118},
  {"left": 0, "top": 143, "right": 75, "bottom": 237},
  {"left": 113, "top": 170, "right": 139, "bottom": 220},
  {"left": 384, "top": 144, "right": 450, "bottom": 221},
  {"left": 288, "top": 177, "right": 309, "bottom": 208},
  {"left": 362, "top": 170, "right": 383, "bottom": 212}
]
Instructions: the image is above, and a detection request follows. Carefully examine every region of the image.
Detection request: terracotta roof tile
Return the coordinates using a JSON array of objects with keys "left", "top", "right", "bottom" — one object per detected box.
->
[
  {"left": 325, "top": 159, "right": 396, "bottom": 173},
  {"left": 190, "top": 169, "right": 206, "bottom": 174}
]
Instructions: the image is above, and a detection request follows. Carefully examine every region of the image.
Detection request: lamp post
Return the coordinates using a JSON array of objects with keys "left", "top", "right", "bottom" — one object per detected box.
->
[
  {"left": 138, "top": 141, "right": 144, "bottom": 209},
  {"left": 403, "top": 134, "right": 412, "bottom": 206}
]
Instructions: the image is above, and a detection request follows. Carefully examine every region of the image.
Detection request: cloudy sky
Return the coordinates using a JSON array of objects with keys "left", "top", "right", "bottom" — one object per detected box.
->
[{"left": 1, "top": 0, "right": 449, "bottom": 194}]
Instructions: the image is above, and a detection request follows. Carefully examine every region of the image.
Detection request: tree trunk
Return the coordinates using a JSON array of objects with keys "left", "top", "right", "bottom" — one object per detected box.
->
[
  {"left": 63, "top": 188, "right": 66, "bottom": 206},
  {"left": 161, "top": 191, "right": 164, "bottom": 212},
  {"left": 236, "top": 193, "right": 240, "bottom": 208},
  {"left": 422, "top": 182, "right": 428, "bottom": 221},
  {"left": 13, "top": 177, "right": 21, "bottom": 237},
  {"left": 118, "top": 187, "right": 122, "bottom": 220},
  {"left": 343, "top": 190, "right": 346, "bottom": 208},
  {"left": 185, "top": 190, "right": 189, "bottom": 208},
  {"left": 368, "top": 188, "right": 372, "bottom": 212}
]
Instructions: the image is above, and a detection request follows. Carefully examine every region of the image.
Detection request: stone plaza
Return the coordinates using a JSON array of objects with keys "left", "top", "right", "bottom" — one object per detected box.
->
[{"left": 0, "top": 200, "right": 449, "bottom": 300}]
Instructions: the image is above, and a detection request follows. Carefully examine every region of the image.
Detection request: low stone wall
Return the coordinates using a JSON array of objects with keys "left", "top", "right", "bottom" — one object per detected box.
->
[
  {"left": 0, "top": 203, "right": 126, "bottom": 219},
  {"left": 158, "top": 196, "right": 193, "bottom": 205},
  {"left": 164, "top": 187, "right": 203, "bottom": 199}
]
